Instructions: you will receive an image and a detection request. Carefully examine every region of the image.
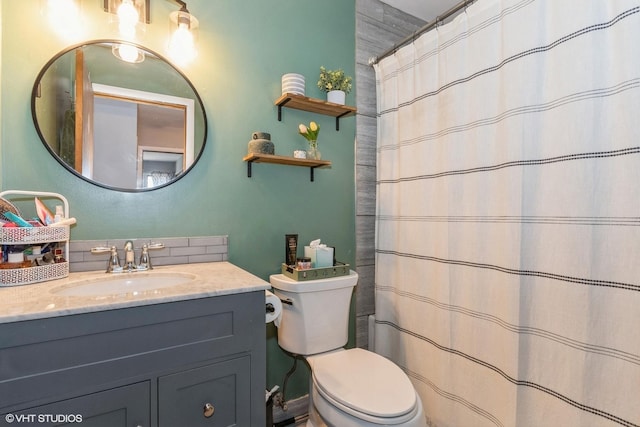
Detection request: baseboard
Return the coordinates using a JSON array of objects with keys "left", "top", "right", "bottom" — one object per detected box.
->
[{"left": 273, "top": 394, "right": 309, "bottom": 424}]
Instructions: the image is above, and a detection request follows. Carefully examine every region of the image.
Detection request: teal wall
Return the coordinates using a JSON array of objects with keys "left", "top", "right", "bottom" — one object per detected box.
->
[{"left": 0, "top": 0, "right": 356, "bottom": 399}]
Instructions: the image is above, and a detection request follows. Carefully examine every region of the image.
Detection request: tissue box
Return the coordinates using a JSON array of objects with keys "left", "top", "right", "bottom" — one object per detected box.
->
[{"left": 304, "top": 246, "right": 334, "bottom": 268}]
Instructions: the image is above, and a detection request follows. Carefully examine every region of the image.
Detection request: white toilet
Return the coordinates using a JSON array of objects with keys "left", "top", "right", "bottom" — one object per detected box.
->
[{"left": 270, "top": 271, "right": 426, "bottom": 427}]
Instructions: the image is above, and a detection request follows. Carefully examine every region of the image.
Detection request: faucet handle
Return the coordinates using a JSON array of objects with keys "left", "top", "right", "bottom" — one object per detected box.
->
[
  {"left": 138, "top": 244, "right": 151, "bottom": 270},
  {"left": 91, "top": 246, "right": 121, "bottom": 273},
  {"left": 137, "top": 242, "right": 165, "bottom": 271},
  {"left": 108, "top": 246, "right": 122, "bottom": 272},
  {"left": 90, "top": 246, "right": 111, "bottom": 254}
]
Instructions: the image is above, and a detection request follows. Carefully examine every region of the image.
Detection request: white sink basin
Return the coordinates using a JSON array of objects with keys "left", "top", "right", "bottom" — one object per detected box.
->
[{"left": 53, "top": 272, "right": 198, "bottom": 297}]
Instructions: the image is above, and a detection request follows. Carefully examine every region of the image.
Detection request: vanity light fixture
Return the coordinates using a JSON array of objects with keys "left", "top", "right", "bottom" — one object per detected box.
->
[
  {"left": 102, "top": 0, "right": 198, "bottom": 65},
  {"left": 115, "top": 0, "right": 140, "bottom": 39},
  {"left": 168, "top": 0, "right": 199, "bottom": 65}
]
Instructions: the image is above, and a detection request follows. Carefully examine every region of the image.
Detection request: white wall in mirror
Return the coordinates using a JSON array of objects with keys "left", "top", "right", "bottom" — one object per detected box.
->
[{"left": 90, "top": 83, "right": 195, "bottom": 189}]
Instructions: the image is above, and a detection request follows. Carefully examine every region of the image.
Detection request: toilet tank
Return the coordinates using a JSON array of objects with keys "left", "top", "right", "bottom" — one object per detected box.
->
[{"left": 270, "top": 271, "right": 358, "bottom": 356}]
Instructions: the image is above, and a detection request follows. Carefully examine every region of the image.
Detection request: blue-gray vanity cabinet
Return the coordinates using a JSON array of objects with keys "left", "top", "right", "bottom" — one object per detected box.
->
[
  {"left": 10, "top": 381, "right": 150, "bottom": 427},
  {"left": 0, "top": 291, "right": 266, "bottom": 427},
  {"left": 158, "top": 356, "right": 251, "bottom": 426}
]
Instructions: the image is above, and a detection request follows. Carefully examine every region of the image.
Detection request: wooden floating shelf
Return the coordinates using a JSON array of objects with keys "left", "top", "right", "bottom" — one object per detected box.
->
[
  {"left": 243, "top": 153, "right": 331, "bottom": 182},
  {"left": 275, "top": 93, "right": 357, "bottom": 130}
]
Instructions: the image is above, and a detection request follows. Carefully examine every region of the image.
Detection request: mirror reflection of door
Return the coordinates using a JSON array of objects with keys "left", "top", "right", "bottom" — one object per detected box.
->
[
  {"left": 137, "top": 147, "right": 184, "bottom": 188},
  {"left": 89, "top": 84, "right": 193, "bottom": 189}
]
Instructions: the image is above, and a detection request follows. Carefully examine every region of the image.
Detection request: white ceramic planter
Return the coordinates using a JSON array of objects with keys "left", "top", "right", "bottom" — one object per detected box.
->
[
  {"left": 282, "top": 73, "right": 305, "bottom": 95},
  {"left": 327, "top": 90, "right": 346, "bottom": 105}
]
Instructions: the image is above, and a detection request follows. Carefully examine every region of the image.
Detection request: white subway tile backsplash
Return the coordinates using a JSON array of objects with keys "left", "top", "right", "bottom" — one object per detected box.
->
[{"left": 69, "top": 235, "right": 229, "bottom": 272}]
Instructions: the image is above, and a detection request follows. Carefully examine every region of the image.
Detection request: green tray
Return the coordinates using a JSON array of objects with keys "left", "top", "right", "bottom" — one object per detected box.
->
[{"left": 281, "top": 262, "right": 350, "bottom": 281}]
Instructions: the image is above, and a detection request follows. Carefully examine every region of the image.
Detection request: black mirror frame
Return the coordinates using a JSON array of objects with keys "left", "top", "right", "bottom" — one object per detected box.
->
[{"left": 31, "top": 39, "right": 208, "bottom": 193}]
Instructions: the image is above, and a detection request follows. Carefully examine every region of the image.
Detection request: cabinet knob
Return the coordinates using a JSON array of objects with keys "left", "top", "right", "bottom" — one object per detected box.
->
[{"left": 203, "top": 402, "right": 215, "bottom": 418}]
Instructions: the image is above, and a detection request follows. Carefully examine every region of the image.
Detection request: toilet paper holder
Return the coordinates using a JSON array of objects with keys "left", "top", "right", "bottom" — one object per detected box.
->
[{"left": 267, "top": 297, "right": 292, "bottom": 313}]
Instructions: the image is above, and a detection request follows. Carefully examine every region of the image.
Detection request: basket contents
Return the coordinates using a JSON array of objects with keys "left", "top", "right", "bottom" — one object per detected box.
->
[{"left": 0, "top": 191, "right": 73, "bottom": 286}]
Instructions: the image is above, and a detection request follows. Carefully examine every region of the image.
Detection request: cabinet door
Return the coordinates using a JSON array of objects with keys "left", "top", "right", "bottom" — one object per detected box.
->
[
  {"left": 158, "top": 356, "right": 251, "bottom": 427},
  {"left": 7, "top": 382, "right": 149, "bottom": 427}
]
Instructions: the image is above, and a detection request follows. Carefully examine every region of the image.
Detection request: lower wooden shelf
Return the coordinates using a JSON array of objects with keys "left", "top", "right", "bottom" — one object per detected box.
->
[{"left": 243, "top": 153, "right": 331, "bottom": 182}]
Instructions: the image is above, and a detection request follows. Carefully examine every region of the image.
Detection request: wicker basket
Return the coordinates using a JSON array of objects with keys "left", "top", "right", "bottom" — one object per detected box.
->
[
  {"left": 0, "top": 190, "right": 71, "bottom": 287},
  {"left": 0, "top": 262, "right": 69, "bottom": 287},
  {"left": 0, "top": 226, "right": 69, "bottom": 244}
]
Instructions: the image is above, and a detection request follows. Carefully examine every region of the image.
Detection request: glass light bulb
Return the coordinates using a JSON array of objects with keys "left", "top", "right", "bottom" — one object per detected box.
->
[
  {"left": 117, "top": 0, "right": 139, "bottom": 26},
  {"left": 169, "top": 23, "right": 196, "bottom": 64},
  {"left": 47, "top": 0, "right": 84, "bottom": 40},
  {"left": 168, "top": 10, "right": 198, "bottom": 65},
  {"left": 117, "top": 0, "right": 139, "bottom": 38}
]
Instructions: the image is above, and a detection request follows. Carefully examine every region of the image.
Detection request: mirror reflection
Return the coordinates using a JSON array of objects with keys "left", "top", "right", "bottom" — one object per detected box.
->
[{"left": 32, "top": 40, "right": 207, "bottom": 191}]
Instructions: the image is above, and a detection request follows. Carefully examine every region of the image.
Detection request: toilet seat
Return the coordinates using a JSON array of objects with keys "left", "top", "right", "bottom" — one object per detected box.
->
[{"left": 311, "top": 348, "right": 418, "bottom": 424}]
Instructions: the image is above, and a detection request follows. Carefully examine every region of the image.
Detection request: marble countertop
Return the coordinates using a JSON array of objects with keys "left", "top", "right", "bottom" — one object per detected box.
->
[{"left": 0, "top": 262, "right": 270, "bottom": 323}]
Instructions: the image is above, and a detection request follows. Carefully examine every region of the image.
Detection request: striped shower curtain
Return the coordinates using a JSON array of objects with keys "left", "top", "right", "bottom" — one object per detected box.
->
[{"left": 373, "top": 1, "right": 640, "bottom": 426}]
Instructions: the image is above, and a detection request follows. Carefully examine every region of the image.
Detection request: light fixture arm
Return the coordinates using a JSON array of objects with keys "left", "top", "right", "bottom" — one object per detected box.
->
[
  {"left": 170, "top": 0, "right": 190, "bottom": 13},
  {"left": 168, "top": 0, "right": 194, "bottom": 28}
]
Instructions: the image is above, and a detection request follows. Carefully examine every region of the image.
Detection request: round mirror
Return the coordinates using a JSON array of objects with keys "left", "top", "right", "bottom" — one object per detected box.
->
[{"left": 32, "top": 40, "right": 207, "bottom": 192}]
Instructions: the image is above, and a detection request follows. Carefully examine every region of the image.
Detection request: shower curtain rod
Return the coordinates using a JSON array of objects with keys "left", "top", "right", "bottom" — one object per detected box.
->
[{"left": 368, "top": 0, "right": 475, "bottom": 66}]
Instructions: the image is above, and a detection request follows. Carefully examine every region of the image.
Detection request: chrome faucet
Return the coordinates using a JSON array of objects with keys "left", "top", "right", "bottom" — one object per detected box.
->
[
  {"left": 91, "top": 241, "right": 165, "bottom": 273},
  {"left": 123, "top": 240, "right": 136, "bottom": 272}
]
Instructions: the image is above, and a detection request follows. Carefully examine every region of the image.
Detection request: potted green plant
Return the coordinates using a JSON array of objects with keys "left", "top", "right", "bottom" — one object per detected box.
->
[{"left": 317, "top": 66, "right": 352, "bottom": 105}]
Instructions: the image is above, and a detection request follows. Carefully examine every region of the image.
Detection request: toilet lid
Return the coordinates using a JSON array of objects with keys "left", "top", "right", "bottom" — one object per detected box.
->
[{"left": 312, "top": 348, "right": 417, "bottom": 419}]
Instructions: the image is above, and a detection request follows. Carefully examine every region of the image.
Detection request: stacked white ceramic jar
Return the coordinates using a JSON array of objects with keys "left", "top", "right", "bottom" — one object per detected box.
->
[{"left": 281, "top": 73, "right": 305, "bottom": 95}]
